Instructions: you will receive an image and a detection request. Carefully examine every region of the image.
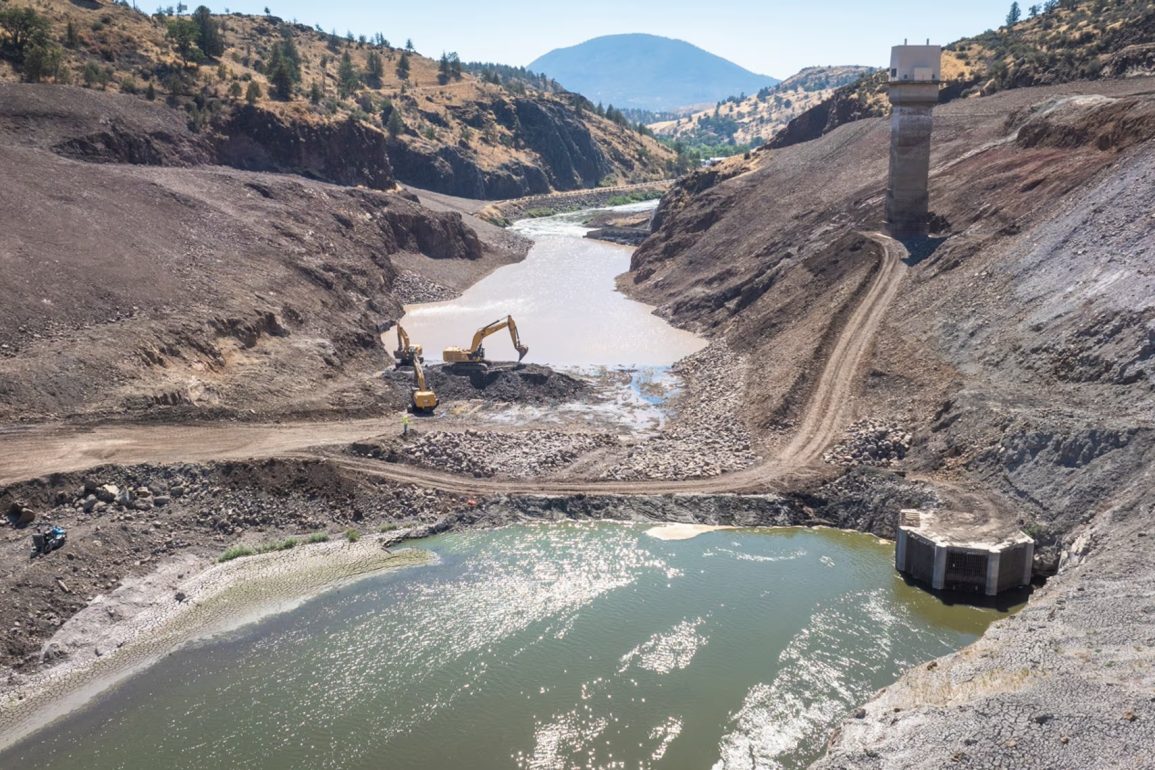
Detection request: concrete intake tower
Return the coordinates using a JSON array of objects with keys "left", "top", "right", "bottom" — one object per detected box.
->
[{"left": 886, "top": 43, "right": 941, "bottom": 239}]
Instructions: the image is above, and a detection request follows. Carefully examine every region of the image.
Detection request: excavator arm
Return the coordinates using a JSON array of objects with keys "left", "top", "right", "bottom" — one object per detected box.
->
[
  {"left": 443, "top": 314, "right": 528, "bottom": 365},
  {"left": 389, "top": 323, "right": 423, "bottom": 367},
  {"left": 467, "top": 316, "right": 528, "bottom": 361}
]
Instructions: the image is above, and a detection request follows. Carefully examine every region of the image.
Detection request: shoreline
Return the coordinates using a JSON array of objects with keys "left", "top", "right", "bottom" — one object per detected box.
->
[{"left": 0, "top": 535, "right": 433, "bottom": 754}]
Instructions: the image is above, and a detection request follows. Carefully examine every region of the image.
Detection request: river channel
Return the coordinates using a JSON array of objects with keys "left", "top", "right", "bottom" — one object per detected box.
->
[
  {"left": 1, "top": 523, "right": 1000, "bottom": 770},
  {"left": 399, "top": 203, "right": 706, "bottom": 367}
]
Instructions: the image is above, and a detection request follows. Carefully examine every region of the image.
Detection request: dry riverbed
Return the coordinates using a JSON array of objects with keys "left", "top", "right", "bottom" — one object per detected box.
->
[{"left": 368, "top": 343, "right": 761, "bottom": 482}]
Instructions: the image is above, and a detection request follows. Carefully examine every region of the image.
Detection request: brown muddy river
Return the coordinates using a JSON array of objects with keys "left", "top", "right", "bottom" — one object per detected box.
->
[{"left": 399, "top": 203, "right": 707, "bottom": 367}]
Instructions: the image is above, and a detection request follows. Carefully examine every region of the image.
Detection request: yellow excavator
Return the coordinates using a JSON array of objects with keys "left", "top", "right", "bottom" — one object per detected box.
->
[
  {"left": 389, "top": 324, "right": 423, "bottom": 368},
  {"left": 443, "top": 315, "right": 528, "bottom": 368},
  {"left": 410, "top": 358, "right": 438, "bottom": 413}
]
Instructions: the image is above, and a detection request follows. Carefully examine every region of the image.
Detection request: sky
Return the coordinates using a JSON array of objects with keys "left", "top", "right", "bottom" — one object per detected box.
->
[{"left": 223, "top": 0, "right": 1015, "bottom": 78}]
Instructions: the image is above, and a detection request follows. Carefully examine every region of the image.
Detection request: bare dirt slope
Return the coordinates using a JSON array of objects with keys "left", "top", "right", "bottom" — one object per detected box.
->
[
  {"left": 625, "top": 78, "right": 1155, "bottom": 767},
  {"left": 0, "top": 86, "right": 527, "bottom": 423}
]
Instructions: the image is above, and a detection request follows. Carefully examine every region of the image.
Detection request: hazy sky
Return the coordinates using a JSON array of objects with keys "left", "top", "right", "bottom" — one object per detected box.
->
[{"left": 224, "top": 1, "right": 1014, "bottom": 77}]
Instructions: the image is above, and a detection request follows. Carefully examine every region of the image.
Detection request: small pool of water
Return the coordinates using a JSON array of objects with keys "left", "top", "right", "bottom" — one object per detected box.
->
[
  {"left": 4, "top": 523, "right": 1005, "bottom": 770},
  {"left": 399, "top": 204, "right": 707, "bottom": 368}
]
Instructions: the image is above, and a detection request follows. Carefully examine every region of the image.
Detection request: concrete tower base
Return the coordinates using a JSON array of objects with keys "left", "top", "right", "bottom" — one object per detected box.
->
[
  {"left": 896, "top": 509, "right": 1035, "bottom": 596},
  {"left": 886, "top": 82, "right": 938, "bottom": 240}
]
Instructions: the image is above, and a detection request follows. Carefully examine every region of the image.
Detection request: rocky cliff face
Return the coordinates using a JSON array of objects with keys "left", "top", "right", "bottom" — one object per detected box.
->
[
  {"left": 215, "top": 106, "right": 395, "bottom": 190},
  {"left": 383, "top": 94, "right": 615, "bottom": 198}
]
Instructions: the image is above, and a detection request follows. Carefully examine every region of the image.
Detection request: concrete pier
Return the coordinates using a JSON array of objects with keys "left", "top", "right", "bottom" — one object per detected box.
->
[
  {"left": 886, "top": 44, "right": 941, "bottom": 239},
  {"left": 896, "top": 508, "right": 1034, "bottom": 596}
]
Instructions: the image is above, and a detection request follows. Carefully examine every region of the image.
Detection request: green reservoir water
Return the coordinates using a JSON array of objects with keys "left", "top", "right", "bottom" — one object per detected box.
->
[{"left": 4, "top": 523, "right": 1000, "bottom": 770}]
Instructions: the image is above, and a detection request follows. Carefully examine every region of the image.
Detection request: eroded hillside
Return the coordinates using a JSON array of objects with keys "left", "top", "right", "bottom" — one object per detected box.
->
[
  {"left": 626, "top": 77, "right": 1155, "bottom": 767},
  {"left": 0, "top": 83, "right": 527, "bottom": 422}
]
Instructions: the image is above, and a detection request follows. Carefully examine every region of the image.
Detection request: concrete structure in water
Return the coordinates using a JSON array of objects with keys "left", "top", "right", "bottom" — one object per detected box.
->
[
  {"left": 886, "top": 43, "right": 942, "bottom": 239},
  {"left": 896, "top": 509, "right": 1035, "bottom": 596}
]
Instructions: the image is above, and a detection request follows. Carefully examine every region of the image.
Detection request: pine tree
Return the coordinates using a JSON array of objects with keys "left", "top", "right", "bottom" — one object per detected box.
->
[
  {"left": 270, "top": 59, "right": 293, "bottom": 99},
  {"left": 437, "top": 53, "right": 450, "bottom": 85},
  {"left": 338, "top": 50, "right": 358, "bottom": 97},
  {"left": 396, "top": 51, "right": 410, "bottom": 81},
  {"left": 191, "top": 6, "right": 223, "bottom": 59},
  {"left": 1006, "top": 1, "right": 1022, "bottom": 25},
  {"left": 365, "top": 50, "right": 383, "bottom": 87},
  {"left": 386, "top": 107, "right": 403, "bottom": 138},
  {"left": 245, "top": 80, "right": 260, "bottom": 105}
]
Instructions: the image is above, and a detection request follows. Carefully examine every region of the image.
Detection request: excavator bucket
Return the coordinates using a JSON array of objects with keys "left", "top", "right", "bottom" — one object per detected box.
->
[{"left": 517, "top": 344, "right": 529, "bottom": 362}]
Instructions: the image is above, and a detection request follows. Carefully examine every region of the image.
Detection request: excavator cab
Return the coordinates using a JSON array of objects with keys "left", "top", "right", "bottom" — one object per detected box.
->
[
  {"left": 410, "top": 359, "right": 439, "bottom": 414},
  {"left": 443, "top": 315, "right": 528, "bottom": 368}
]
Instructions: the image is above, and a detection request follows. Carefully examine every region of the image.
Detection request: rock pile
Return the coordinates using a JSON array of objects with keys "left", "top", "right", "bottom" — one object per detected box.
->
[
  {"left": 404, "top": 429, "right": 617, "bottom": 478},
  {"left": 421, "top": 364, "right": 590, "bottom": 405},
  {"left": 822, "top": 420, "right": 912, "bottom": 467},
  {"left": 392, "top": 272, "right": 455, "bottom": 304},
  {"left": 601, "top": 344, "right": 759, "bottom": 480}
]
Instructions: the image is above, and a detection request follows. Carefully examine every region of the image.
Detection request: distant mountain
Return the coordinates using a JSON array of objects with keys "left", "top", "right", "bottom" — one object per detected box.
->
[{"left": 529, "top": 34, "right": 778, "bottom": 112}]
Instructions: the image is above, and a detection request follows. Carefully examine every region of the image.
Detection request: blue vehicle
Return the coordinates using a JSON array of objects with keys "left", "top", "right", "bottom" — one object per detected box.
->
[{"left": 31, "top": 526, "right": 67, "bottom": 557}]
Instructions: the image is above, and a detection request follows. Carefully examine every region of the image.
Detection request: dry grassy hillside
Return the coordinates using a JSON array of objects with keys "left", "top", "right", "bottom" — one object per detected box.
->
[
  {"left": 650, "top": 66, "right": 873, "bottom": 146},
  {"left": 0, "top": 0, "right": 674, "bottom": 196},
  {"left": 770, "top": 0, "right": 1155, "bottom": 149}
]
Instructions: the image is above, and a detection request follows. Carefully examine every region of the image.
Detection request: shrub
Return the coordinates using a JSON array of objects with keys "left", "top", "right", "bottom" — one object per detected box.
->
[
  {"left": 345, "top": 528, "right": 361, "bottom": 543},
  {"left": 306, "top": 532, "right": 330, "bottom": 544},
  {"left": 218, "top": 545, "right": 256, "bottom": 562}
]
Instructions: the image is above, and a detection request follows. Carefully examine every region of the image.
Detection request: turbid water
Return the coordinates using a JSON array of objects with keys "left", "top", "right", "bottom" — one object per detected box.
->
[
  {"left": 399, "top": 203, "right": 706, "bottom": 367},
  {"left": 3, "top": 523, "right": 1003, "bottom": 770}
]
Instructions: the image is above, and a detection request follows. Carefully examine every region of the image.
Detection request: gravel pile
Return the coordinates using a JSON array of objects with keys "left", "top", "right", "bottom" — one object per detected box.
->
[
  {"left": 822, "top": 420, "right": 912, "bottom": 467},
  {"left": 601, "top": 344, "right": 758, "bottom": 480},
  {"left": 404, "top": 429, "right": 617, "bottom": 478},
  {"left": 392, "top": 272, "right": 456, "bottom": 304}
]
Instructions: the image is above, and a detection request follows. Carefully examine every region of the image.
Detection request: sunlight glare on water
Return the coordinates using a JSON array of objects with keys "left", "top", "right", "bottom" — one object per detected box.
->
[{"left": 4, "top": 523, "right": 1002, "bottom": 770}]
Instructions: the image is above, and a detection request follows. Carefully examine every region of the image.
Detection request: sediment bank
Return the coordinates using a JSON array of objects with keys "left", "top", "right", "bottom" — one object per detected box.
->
[{"left": 0, "top": 537, "right": 432, "bottom": 753}]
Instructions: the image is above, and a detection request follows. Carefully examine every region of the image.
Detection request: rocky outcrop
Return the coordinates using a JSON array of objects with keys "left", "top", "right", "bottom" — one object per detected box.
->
[
  {"left": 385, "top": 139, "right": 549, "bottom": 199},
  {"left": 509, "top": 97, "right": 611, "bottom": 189},
  {"left": 0, "top": 83, "right": 213, "bottom": 165},
  {"left": 384, "top": 95, "right": 614, "bottom": 198},
  {"left": 215, "top": 106, "right": 394, "bottom": 189}
]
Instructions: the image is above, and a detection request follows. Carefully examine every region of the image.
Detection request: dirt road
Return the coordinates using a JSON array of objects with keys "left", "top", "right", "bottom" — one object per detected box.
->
[{"left": 0, "top": 234, "right": 907, "bottom": 494}]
